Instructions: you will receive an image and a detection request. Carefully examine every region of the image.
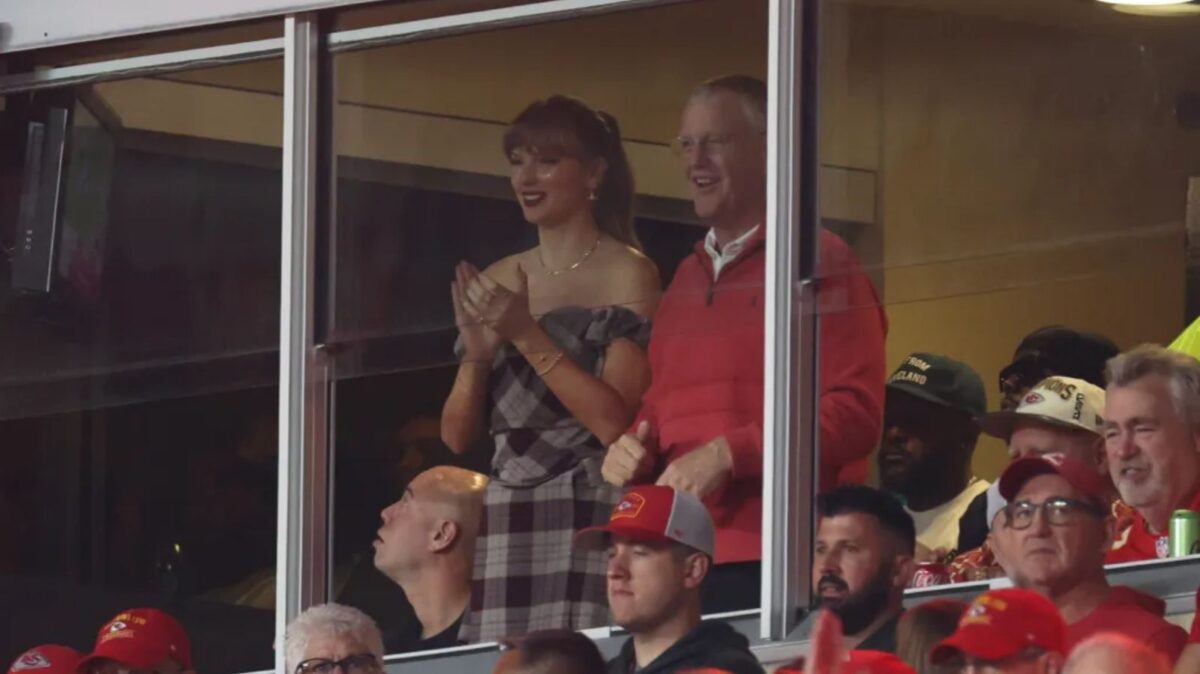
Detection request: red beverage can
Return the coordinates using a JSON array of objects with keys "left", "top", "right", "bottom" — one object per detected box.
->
[{"left": 909, "top": 562, "right": 950, "bottom": 588}]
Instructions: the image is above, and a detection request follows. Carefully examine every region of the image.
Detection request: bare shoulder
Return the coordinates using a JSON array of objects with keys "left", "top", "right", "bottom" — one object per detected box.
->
[
  {"left": 596, "top": 241, "right": 661, "bottom": 316},
  {"left": 602, "top": 241, "right": 661, "bottom": 292}
]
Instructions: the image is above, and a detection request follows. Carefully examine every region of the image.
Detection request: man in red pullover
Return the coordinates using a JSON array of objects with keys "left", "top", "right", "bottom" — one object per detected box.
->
[{"left": 600, "top": 74, "right": 887, "bottom": 612}]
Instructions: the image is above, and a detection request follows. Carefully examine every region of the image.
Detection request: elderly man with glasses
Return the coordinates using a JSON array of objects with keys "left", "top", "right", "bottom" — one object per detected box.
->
[
  {"left": 283, "top": 604, "right": 384, "bottom": 674},
  {"left": 990, "top": 454, "right": 1187, "bottom": 662}
]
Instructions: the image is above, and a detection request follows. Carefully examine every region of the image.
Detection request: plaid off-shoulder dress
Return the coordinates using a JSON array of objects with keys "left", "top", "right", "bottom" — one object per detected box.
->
[{"left": 457, "top": 305, "right": 650, "bottom": 643}]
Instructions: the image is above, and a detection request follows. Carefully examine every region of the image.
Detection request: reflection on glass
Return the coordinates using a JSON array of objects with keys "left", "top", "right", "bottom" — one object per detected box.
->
[
  {"left": 326, "top": 0, "right": 772, "bottom": 654},
  {"left": 816, "top": 0, "right": 1200, "bottom": 603},
  {"left": 0, "top": 59, "right": 282, "bottom": 672}
]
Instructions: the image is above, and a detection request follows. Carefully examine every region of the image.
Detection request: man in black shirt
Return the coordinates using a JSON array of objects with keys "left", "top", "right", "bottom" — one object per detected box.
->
[
  {"left": 373, "top": 465, "right": 487, "bottom": 652},
  {"left": 813, "top": 485, "right": 916, "bottom": 654},
  {"left": 575, "top": 485, "right": 764, "bottom": 674}
]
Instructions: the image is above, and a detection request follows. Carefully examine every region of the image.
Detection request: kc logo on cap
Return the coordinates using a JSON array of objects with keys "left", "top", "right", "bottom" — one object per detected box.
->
[
  {"left": 961, "top": 594, "right": 1008, "bottom": 627},
  {"left": 611, "top": 493, "right": 646, "bottom": 521},
  {"left": 11, "top": 653, "right": 51, "bottom": 672},
  {"left": 8, "top": 645, "right": 82, "bottom": 674}
]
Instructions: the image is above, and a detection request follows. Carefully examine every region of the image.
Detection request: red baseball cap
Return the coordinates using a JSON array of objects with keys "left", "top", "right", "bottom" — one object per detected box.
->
[
  {"left": 77, "top": 609, "right": 192, "bottom": 672},
  {"left": 8, "top": 646, "right": 82, "bottom": 674},
  {"left": 998, "top": 454, "right": 1111, "bottom": 508},
  {"left": 930, "top": 588, "right": 1066, "bottom": 664},
  {"left": 574, "top": 485, "right": 715, "bottom": 557}
]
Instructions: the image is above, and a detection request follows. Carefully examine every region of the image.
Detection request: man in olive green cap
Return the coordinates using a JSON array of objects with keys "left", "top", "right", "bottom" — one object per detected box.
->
[{"left": 877, "top": 352, "right": 988, "bottom": 559}]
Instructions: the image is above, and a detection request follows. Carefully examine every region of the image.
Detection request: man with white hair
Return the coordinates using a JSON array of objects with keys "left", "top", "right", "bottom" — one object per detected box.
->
[
  {"left": 601, "top": 73, "right": 887, "bottom": 612},
  {"left": 1064, "top": 633, "right": 1172, "bottom": 674},
  {"left": 372, "top": 465, "right": 487, "bottom": 652},
  {"left": 1103, "top": 345, "right": 1200, "bottom": 562},
  {"left": 283, "top": 604, "right": 384, "bottom": 674}
]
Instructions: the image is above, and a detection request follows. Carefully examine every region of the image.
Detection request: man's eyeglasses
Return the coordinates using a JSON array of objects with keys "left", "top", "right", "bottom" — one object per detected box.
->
[
  {"left": 1002, "top": 497, "right": 1106, "bottom": 530},
  {"left": 670, "top": 133, "right": 758, "bottom": 158},
  {"left": 294, "top": 654, "right": 381, "bottom": 674}
]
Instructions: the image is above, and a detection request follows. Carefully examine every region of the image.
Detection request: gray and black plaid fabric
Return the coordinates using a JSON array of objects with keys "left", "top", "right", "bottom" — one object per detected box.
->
[{"left": 457, "top": 305, "right": 650, "bottom": 642}]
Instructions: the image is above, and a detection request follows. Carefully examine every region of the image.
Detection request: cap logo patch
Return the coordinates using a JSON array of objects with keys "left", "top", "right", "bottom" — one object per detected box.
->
[
  {"left": 1023, "top": 392, "right": 1044, "bottom": 405},
  {"left": 1042, "top": 453, "right": 1065, "bottom": 466},
  {"left": 12, "top": 652, "right": 52, "bottom": 671},
  {"left": 961, "top": 594, "right": 1008, "bottom": 626},
  {"left": 611, "top": 493, "right": 646, "bottom": 521},
  {"left": 108, "top": 621, "right": 128, "bottom": 633},
  {"left": 889, "top": 370, "right": 927, "bottom": 386},
  {"left": 1156, "top": 536, "right": 1170, "bottom": 559},
  {"left": 1041, "top": 379, "right": 1077, "bottom": 401}
]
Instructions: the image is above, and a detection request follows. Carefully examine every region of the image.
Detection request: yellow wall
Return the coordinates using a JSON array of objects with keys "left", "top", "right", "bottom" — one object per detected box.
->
[{"left": 823, "top": 5, "right": 1200, "bottom": 479}]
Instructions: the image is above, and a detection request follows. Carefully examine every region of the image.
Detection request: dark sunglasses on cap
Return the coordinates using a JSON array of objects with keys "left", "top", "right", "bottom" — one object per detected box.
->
[{"left": 998, "top": 356, "right": 1053, "bottom": 397}]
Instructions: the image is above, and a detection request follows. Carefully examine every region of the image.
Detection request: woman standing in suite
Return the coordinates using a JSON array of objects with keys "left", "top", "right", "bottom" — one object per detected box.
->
[{"left": 443, "top": 95, "right": 660, "bottom": 641}]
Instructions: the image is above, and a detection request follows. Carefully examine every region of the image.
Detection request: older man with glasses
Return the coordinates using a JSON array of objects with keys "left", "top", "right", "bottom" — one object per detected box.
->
[
  {"left": 75, "top": 609, "right": 193, "bottom": 674},
  {"left": 283, "top": 604, "right": 384, "bottom": 674},
  {"left": 990, "top": 454, "right": 1187, "bottom": 662}
]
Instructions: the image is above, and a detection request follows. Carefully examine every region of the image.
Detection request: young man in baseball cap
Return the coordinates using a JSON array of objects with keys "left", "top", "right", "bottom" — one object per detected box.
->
[
  {"left": 950, "top": 376, "right": 1130, "bottom": 580},
  {"left": 990, "top": 455, "right": 1187, "bottom": 661},
  {"left": 929, "top": 587, "right": 1067, "bottom": 674},
  {"left": 574, "top": 485, "right": 763, "bottom": 674},
  {"left": 76, "top": 608, "right": 193, "bottom": 674},
  {"left": 8, "top": 646, "right": 82, "bottom": 674},
  {"left": 878, "top": 353, "right": 989, "bottom": 558}
]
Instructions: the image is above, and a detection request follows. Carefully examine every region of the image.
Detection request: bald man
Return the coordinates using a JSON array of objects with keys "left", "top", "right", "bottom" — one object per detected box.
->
[
  {"left": 1065, "top": 634, "right": 1172, "bottom": 674},
  {"left": 373, "top": 465, "right": 488, "bottom": 651}
]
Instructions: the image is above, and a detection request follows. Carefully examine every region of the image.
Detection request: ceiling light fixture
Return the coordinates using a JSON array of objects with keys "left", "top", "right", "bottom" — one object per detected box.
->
[
  {"left": 1097, "top": 0, "right": 1200, "bottom": 15},
  {"left": 1096, "top": 0, "right": 1192, "bottom": 5}
]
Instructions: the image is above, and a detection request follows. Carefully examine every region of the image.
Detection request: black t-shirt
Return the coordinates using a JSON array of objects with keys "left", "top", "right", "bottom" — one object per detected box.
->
[
  {"left": 956, "top": 490, "right": 990, "bottom": 554},
  {"left": 382, "top": 612, "right": 464, "bottom": 654}
]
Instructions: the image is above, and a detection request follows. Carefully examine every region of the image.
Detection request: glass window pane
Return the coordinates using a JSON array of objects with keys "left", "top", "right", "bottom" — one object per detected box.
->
[
  {"left": 325, "top": 0, "right": 769, "bottom": 656},
  {"left": 0, "top": 57, "right": 282, "bottom": 673},
  {"left": 814, "top": 0, "right": 1200, "bottom": 613}
]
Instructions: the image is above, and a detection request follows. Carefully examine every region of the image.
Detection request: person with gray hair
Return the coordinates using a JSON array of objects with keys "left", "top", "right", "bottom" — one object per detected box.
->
[
  {"left": 283, "top": 604, "right": 384, "bottom": 674},
  {"left": 600, "top": 73, "right": 887, "bottom": 613},
  {"left": 1064, "top": 633, "right": 1172, "bottom": 674},
  {"left": 1103, "top": 344, "right": 1200, "bottom": 563}
]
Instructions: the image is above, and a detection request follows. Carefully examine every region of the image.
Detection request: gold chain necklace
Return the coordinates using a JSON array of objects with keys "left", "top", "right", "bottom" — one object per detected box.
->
[{"left": 538, "top": 235, "right": 602, "bottom": 276}]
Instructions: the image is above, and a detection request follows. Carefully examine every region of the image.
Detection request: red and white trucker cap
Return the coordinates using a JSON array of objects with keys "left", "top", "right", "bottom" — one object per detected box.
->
[{"left": 574, "top": 485, "right": 715, "bottom": 557}]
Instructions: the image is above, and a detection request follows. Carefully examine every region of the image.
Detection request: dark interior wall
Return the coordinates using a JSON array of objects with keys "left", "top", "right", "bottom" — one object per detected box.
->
[{"left": 0, "top": 121, "right": 706, "bottom": 670}]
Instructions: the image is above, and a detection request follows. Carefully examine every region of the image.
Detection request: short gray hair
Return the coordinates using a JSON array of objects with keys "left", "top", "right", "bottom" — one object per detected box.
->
[
  {"left": 1063, "top": 633, "right": 1169, "bottom": 674},
  {"left": 283, "top": 604, "right": 384, "bottom": 674},
  {"left": 688, "top": 74, "right": 767, "bottom": 132},
  {"left": 1106, "top": 344, "right": 1200, "bottom": 430}
]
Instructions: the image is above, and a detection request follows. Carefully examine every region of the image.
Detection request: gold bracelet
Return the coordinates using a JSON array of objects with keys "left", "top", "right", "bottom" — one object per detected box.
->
[{"left": 534, "top": 350, "right": 565, "bottom": 377}]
